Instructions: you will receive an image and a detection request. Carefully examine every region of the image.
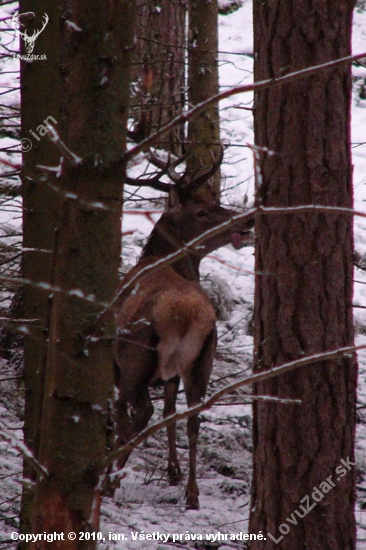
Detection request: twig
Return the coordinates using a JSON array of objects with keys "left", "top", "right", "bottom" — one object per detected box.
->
[
  {"left": 106, "top": 344, "right": 361, "bottom": 467},
  {"left": 214, "top": 395, "right": 302, "bottom": 405},
  {"left": 124, "top": 52, "right": 366, "bottom": 162},
  {"left": 46, "top": 125, "right": 82, "bottom": 166},
  {"left": 0, "top": 429, "right": 48, "bottom": 478},
  {"left": 208, "top": 253, "right": 254, "bottom": 275}
]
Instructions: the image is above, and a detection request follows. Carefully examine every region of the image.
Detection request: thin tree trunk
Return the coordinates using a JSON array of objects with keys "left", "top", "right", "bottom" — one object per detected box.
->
[
  {"left": 19, "top": 1, "right": 62, "bottom": 542},
  {"left": 29, "top": 2, "right": 137, "bottom": 547},
  {"left": 249, "top": 1, "right": 357, "bottom": 549},
  {"left": 186, "top": 0, "right": 220, "bottom": 200},
  {"left": 130, "top": 0, "right": 186, "bottom": 154}
]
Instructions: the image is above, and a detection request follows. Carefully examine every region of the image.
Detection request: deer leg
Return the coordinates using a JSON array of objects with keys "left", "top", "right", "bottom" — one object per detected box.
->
[
  {"left": 104, "top": 396, "right": 134, "bottom": 495},
  {"left": 113, "top": 385, "right": 154, "bottom": 472},
  {"left": 185, "top": 409, "right": 200, "bottom": 510},
  {"left": 183, "top": 328, "right": 216, "bottom": 510},
  {"left": 113, "top": 330, "right": 157, "bottom": 468},
  {"left": 115, "top": 397, "right": 135, "bottom": 470},
  {"left": 107, "top": 389, "right": 154, "bottom": 492},
  {"left": 163, "top": 376, "right": 182, "bottom": 485},
  {"left": 131, "top": 387, "right": 154, "bottom": 435}
]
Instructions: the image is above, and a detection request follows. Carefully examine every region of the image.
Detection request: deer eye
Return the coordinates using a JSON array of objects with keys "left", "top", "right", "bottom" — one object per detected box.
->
[{"left": 196, "top": 209, "right": 208, "bottom": 218}]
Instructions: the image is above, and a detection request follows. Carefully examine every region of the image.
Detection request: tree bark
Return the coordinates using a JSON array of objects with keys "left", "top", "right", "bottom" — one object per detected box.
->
[
  {"left": 186, "top": 0, "right": 220, "bottom": 200},
  {"left": 19, "top": 0, "right": 63, "bottom": 542},
  {"left": 29, "top": 1, "right": 137, "bottom": 547},
  {"left": 249, "top": 1, "right": 357, "bottom": 549},
  {"left": 130, "top": 0, "right": 186, "bottom": 154}
]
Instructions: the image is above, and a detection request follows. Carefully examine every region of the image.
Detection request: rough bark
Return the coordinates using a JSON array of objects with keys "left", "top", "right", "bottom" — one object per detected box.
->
[
  {"left": 29, "top": 1, "right": 137, "bottom": 547},
  {"left": 130, "top": 0, "right": 186, "bottom": 154},
  {"left": 248, "top": 1, "right": 357, "bottom": 549},
  {"left": 186, "top": 0, "right": 220, "bottom": 200},
  {"left": 19, "top": 0, "right": 62, "bottom": 542}
]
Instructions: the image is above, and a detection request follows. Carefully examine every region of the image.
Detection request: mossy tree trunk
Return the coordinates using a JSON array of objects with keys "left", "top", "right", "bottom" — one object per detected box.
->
[
  {"left": 249, "top": 1, "right": 357, "bottom": 549},
  {"left": 24, "top": 1, "right": 137, "bottom": 547},
  {"left": 186, "top": 0, "right": 220, "bottom": 200}
]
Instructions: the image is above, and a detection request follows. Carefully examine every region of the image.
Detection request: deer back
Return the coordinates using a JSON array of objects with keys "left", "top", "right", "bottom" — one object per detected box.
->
[{"left": 115, "top": 259, "right": 215, "bottom": 381}]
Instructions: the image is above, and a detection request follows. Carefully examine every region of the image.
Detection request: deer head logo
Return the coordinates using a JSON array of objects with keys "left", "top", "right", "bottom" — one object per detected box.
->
[{"left": 12, "top": 11, "right": 49, "bottom": 54}]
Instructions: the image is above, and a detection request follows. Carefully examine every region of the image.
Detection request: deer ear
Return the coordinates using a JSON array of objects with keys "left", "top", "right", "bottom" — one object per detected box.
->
[{"left": 166, "top": 187, "right": 182, "bottom": 212}]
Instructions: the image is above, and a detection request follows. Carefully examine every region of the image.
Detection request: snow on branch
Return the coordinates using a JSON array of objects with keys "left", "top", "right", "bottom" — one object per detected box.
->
[
  {"left": 0, "top": 273, "right": 109, "bottom": 309},
  {"left": 0, "top": 424, "right": 48, "bottom": 479},
  {"left": 46, "top": 125, "right": 82, "bottom": 166},
  {"left": 106, "top": 344, "right": 362, "bottom": 468},
  {"left": 125, "top": 52, "right": 366, "bottom": 162},
  {"left": 258, "top": 204, "right": 366, "bottom": 218},
  {"left": 106, "top": 208, "right": 256, "bottom": 313},
  {"left": 107, "top": 201, "right": 366, "bottom": 319}
]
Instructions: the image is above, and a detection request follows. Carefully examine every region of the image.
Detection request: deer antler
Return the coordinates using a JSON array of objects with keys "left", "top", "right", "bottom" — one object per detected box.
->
[
  {"left": 125, "top": 151, "right": 173, "bottom": 192},
  {"left": 126, "top": 146, "right": 224, "bottom": 197},
  {"left": 148, "top": 150, "right": 190, "bottom": 185},
  {"left": 179, "top": 146, "right": 224, "bottom": 196}
]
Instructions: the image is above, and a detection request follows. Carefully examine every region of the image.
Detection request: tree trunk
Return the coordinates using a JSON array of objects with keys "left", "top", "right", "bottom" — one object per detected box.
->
[
  {"left": 29, "top": 1, "right": 137, "bottom": 547},
  {"left": 130, "top": 0, "right": 186, "bottom": 154},
  {"left": 248, "top": 1, "right": 357, "bottom": 549},
  {"left": 186, "top": 0, "right": 220, "bottom": 200},
  {"left": 19, "top": 0, "right": 62, "bottom": 542}
]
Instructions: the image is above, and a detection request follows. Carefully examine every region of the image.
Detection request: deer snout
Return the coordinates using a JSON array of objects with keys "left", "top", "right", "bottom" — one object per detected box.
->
[
  {"left": 230, "top": 228, "right": 254, "bottom": 249},
  {"left": 230, "top": 215, "right": 254, "bottom": 249}
]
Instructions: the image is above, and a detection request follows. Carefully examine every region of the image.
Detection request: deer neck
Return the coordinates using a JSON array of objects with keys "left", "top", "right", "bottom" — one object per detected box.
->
[
  {"left": 172, "top": 256, "right": 201, "bottom": 281},
  {"left": 140, "top": 224, "right": 201, "bottom": 281}
]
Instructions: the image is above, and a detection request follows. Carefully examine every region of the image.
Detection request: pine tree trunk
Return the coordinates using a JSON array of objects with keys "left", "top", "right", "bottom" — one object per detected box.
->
[
  {"left": 130, "top": 0, "right": 186, "bottom": 154},
  {"left": 28, "top": 2, "right": 137, "bottom": 547},
  {"left": 186, "top": 0, "right": 220, "bottom": 200},
  {"left": 248, "top": 1, "right": 357, "bottom": 548},
  {"left": 19, "top": 0, "right": 62, "bottom": 542}
]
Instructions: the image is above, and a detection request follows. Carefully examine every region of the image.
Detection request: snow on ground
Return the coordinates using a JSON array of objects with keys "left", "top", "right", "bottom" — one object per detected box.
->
[
  {"left": 1, "top": 1, "right": 366, "bottom": 548},
  {"left": 351, "top": 6, "right": 366, "bottom": 543}
]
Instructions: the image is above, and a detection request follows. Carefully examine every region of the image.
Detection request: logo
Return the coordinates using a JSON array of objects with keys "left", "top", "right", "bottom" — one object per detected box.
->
[{"left": 12, "top": 11, "right": 49, "bottom": 54}]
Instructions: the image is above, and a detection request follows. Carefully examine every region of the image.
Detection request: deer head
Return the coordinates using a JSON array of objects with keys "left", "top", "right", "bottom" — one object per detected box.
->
[
  {"left": 12, "top": 11, "right": 49, "bottom": 54},
  {"left": 127, "top": 146, "right": 254, "bottom": 276}
]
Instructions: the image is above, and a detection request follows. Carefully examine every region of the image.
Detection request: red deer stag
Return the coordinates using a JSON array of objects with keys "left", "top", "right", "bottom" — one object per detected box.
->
[{"left": 113, "top": 149, "right": 254, "bottom": 509}]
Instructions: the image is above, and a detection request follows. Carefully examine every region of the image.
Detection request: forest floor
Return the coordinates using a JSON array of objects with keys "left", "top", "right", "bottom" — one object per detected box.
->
[{"left": 1, "top": 1, "right": 366, "bottom": 548}]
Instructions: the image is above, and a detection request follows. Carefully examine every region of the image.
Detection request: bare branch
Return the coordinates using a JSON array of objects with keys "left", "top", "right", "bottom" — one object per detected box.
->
[
  {"left": 46, "top": 125, "right": 82, "bottom": 166},
  {"left": 0, "top": 273, "right": 109, "bottom": 309},
  {"left": 125, "top": 175, "right": 172, "bottom": 192},
  {"left": 106, "top": 344, "right": 362, "bottom": 467},
  {"left": 107, "top": 208, "right": 256, "bottom": 312},
  {"left": 0, "top": 427, "right": 48, "bottom": 479},
  {"left": 258, "top": 204, "right": 366, "bottom": 219},
  {"left": 124, "top": 52, "right": 366, "bottom": 162},
  {"left": 104, "top": 201, "right": 366, "bottom": 318}
]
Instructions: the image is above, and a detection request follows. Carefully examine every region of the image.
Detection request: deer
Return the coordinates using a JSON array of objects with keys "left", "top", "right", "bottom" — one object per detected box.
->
[{"left": 111, "top": 148, "right": 254, "bottom": 509}]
